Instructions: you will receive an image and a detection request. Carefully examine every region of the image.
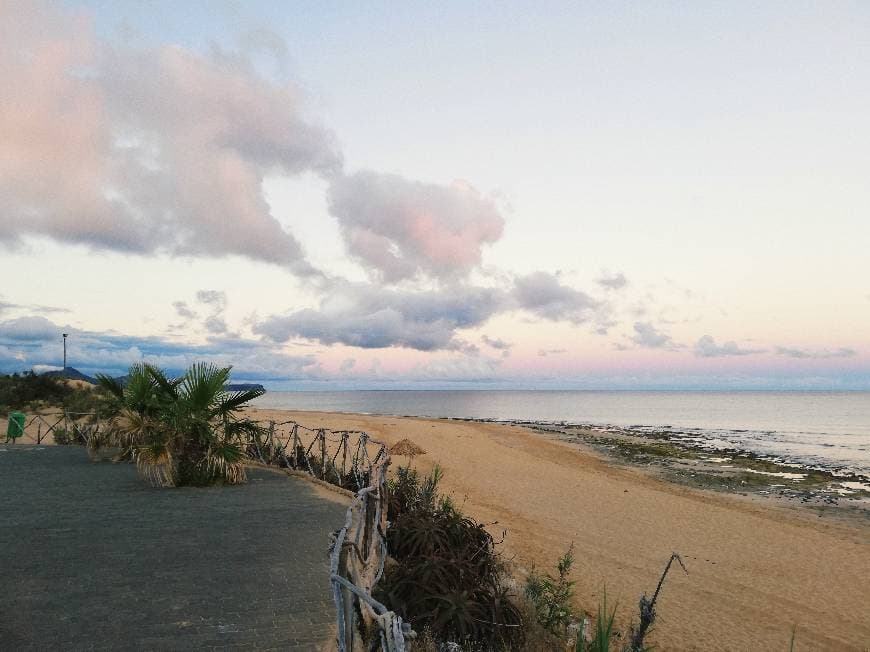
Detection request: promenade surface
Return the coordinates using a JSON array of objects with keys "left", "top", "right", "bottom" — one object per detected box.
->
[{"left": 0, "top": 444, "right": 348, "bottom": 651}]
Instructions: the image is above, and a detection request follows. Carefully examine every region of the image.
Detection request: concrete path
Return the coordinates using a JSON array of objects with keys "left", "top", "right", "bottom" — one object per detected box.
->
[{"left": 0, "top": 444, "right": 348, "bottom": 651}]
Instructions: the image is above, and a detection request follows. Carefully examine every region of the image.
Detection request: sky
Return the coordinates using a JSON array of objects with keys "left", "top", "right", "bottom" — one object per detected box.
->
[{"left": 1, "top": 1, "right": 868, "bottom": 389}]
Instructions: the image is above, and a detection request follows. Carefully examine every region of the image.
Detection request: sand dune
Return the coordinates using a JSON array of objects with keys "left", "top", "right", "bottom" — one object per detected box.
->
[{"left": 252, "top": 408, "right": 870, "bottom": 651}]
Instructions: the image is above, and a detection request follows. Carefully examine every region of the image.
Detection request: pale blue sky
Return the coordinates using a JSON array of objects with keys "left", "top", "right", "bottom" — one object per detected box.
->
[{"left": 1, "top": 1, "right": 868, "bottom": 387}]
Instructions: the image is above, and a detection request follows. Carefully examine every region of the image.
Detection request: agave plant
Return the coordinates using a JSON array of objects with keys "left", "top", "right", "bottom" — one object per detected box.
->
[{"left": 96, "top": 362, "right": 264, "bottom": 487}]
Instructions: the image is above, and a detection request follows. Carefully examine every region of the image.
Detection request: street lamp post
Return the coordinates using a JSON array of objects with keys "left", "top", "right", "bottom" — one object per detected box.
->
[{"left": 62, "top": 333, "right": 68, "bottom": 371}]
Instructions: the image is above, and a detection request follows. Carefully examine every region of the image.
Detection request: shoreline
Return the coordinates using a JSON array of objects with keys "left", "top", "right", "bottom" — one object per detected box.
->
[{"left": 249, "top": 407, "right": 870, "bottom": 651}]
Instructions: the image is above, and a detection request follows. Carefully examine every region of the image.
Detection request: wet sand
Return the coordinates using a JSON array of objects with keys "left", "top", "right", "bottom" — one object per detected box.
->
[{"left": 251, "top": 408, "right": 870, "bottom": 652}]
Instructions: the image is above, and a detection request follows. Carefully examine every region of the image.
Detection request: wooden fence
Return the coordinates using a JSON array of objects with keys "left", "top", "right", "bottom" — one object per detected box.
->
[{"left": 248, "top": 420, "right": 410, "bottom": 651}]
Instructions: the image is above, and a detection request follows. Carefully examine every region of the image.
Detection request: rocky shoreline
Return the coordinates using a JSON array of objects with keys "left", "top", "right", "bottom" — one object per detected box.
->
[{"left": 451, "top": 416, "right": 870, "bottom": 524}]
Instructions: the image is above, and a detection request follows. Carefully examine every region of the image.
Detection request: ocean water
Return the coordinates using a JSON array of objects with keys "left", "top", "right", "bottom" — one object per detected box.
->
[{"left": 252, "top": 390, "right": 870, "bottom": 479}]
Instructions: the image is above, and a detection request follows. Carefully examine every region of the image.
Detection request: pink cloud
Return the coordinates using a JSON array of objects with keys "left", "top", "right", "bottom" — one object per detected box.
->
[
  {"left": 0, "top": 1, "right": 340, "bottom": 271},
  {"left": 327, "top": 171, "right": 505, "bottom": 282}
]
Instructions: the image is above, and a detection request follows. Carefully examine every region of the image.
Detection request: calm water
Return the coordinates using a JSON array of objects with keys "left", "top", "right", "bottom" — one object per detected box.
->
[{"left": 253, "top": 391, "right": 870, "bottom": 478}]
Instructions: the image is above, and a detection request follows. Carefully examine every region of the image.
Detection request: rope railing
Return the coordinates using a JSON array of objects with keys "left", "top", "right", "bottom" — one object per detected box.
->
[{"left": 249, "top": 420, "right": 409, "bottom": 651}]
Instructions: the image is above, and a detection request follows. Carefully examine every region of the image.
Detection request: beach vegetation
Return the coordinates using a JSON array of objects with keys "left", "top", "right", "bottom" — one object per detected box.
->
[
  {"left": 575, "top": 590, "right": 617, "bottom": 652},
  {"left": 525, "top": 544, "right": 576, "bottom": 635},
  {"left": 379, "top": 465, "right": 525, "bottom": 650},
  {"left": 97, "top": 362, "right": 264, "bottom": 487},
  {"left": 0, "top": 371, "right": 113, "bottom": 417}
]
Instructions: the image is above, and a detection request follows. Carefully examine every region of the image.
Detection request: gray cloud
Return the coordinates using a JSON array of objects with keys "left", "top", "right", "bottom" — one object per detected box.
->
[
  {"left": 254, "top": 282, "right": 505, "bottom": 351},
  {"left": 254, "top": 271, "right": 614, "bottom": 353},
  {"left": 0, "top": 2, "right": 340, "bottom": 273},
  {"left": 327, "top": 171, "right": 504, "bottom": 282},
  {"left": 774, "top": 346, "right": 857, "bottom": 359},
  {"left": 0, "top": 316, "right": 61, "bottom": 342},
  {"left": 0, "top": 297, "right": 69, "bottom": 317},
  {"left": 631, "top": 322, "right": 676, "bottom": 349},
  {"left": 694, "top": 335, "right": 765, "bottom": 357},
  {"left": 339, "top": 358, "right": 356, "bottom": 373},
  {"left": 596, "top": 271, "right": 628, "bottom": 291},
  {"left": 513, "top": 272, "right": 600, "bottom": 323},
  {"left": 0, "top": 314, "right": 320, "bottom": 380},
  {"left": 538, "top": 348, "right": 568, "bottom": 357},
  {"left": 172, "top": 301, "right": 197, "bottom": 320},
  {"left": 481, "top": 335, "right": 512, "bottom": 350},
  {"left": 204, "top": 316, "right": 228, "bottom": 335},
  {"left": 196, "top": 290, "right": 228, "bottom": 310}
]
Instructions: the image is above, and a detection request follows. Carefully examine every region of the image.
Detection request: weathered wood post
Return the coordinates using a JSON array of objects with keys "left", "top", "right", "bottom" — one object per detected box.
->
[
  {"left": 268, "top": 420, "right": 275, "bottom": 462},
  {"left": 320, "top": 429, "right": 328, "bottom": 479},
  {"left": 341, "top": 433, "right": 348, "bottom": 487},
  {"left": 292, "top": 424, "right": 300, "bottom": 468}
]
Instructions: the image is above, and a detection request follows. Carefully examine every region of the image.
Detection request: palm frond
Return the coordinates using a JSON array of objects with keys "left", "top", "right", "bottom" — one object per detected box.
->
[
  {"left": 219, "top": 387, "right": 265, "bottom": 415},
  {"left": 202, "top": 440, "right": 248, "bottom": 485},
  {"left": 182, "top": 362, "right": 231, "bottom": 415},
  {"left": 146, "top": 365, "right": 182, "bottom": 400},
  {"left": 95, "top": 373, "right": 125, "bottom": 401},
  {"left": 134, "top": 441, "right": 176, "bottom": 487}
]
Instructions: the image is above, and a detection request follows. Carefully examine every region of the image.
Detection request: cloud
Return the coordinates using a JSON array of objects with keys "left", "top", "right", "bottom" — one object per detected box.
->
[
  {"left": 204, "top": 316, "right": 228, "bottom": 334},
  {"left": 339, "top": 358, "right": 356, "bottom": 373},
  {"left": 481, "top": 334, "right": 512, "bottom": 352},
  {"left": 408, "top": 355, "right": 504, "bottom": 381},
  {"left": 0, "top": 297, "right": 69, "bottom": 317},
  {"left": 694, "top": 335, "right": 765, "bottom": 357},
  {"left": 254, "top": 272, "right": 615, "bottom": 354},
  {"left": 631, "top": 322, "right": 676, "bottom": 349},
  {"left": 0, "top": 1, "right": 340, "bottom": 273},
  {"left": 172, "top": 301, "right": 197, "bottom": 320},
  {"left": 774, "top": 346, "right": 857, "bottom": 359},
  {"left": 480, "top": 335, "right": 512, "bottom": 358},
  {"left": 538, "top": 348, "right": 568, "bottom": 357},
  {"left": 196, "top": 290, "right": 227, "bottom": 310},
  {"left": 195, "top": 290, "right": 229, "bottom": 334},
  {"left": 596, "top": 271, "right": 628, "bottom": 291},
  {"left": 513, "top": 272, "right": 600, "bottom": 323},
  {"left": 0, "top": 314, "right": 321, "bottom": 380},
  {"left": 254, "top": 281, "right": 505, "bottom": 351},
  {"left": 327, "top": 171, "right": 504, "bottom": 282},
  {"left": 0, "top": 316, "right": 61, "bottom": 342}
]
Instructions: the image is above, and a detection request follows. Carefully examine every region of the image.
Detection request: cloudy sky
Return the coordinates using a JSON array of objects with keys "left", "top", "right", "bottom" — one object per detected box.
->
[{"left": 1, "top": 1, "right": 868, "bottom": 389}]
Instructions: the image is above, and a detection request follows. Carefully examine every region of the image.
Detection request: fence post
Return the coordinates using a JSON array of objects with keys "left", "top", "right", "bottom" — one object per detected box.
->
[
  {"left": 320, "top": 430, "right": 328, "bottom": 480},
  {"left": 292, "top": 425, "right": 300, "bottom": 468},
  {"left": 268, "top": 421, "right": 275, "bottom": 462},
  {"left": 341, "top": 433, "right": 348, "bottom": 487}
]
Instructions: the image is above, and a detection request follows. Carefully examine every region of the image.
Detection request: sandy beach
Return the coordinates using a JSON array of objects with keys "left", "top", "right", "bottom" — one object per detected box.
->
[{"left": 251, "top": 408, "right": 870, "bottom": 652}]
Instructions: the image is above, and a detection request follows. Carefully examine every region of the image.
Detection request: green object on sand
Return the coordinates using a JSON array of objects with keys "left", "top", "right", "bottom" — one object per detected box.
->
[{"left": 6, "top": 411, "right": 25, "bottom": 441}]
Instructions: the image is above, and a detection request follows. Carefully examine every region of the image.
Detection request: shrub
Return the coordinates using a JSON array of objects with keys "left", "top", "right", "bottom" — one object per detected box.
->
[
  {"left": 52, "top": 427, "right": 73, "bottom": 446},
  {"left": 377, "top": 466, "right": 524, "bottom": 650},
  {"left": 0, "top": 372, "right": 117, "bottom": 424},
  {"left": 525, "top": 544, "right": 576, "bottom": 635},
  {"left": 96, "top": 363, "right": 264, "bottom": 487}
]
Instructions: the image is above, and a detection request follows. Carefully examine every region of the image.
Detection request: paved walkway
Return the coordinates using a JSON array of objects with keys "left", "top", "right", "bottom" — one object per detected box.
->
[{"left": 0, "top": 444, "right": 348, "bottom": 651}]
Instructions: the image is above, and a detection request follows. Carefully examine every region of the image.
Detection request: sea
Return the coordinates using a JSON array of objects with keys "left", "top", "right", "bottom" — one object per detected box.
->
[{"left": 252, "top": 390, "right": 870, "bottom": 480}]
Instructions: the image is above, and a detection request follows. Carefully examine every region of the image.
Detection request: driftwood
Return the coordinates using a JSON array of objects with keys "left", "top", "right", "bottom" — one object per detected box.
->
[{"left": 630, "top": 552, "right": 688, "bottom": 651}]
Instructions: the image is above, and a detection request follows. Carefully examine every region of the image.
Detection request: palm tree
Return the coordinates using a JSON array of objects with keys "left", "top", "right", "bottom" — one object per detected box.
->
[{"left": 97, "top": 363, "right": 264, "bottom": 487}]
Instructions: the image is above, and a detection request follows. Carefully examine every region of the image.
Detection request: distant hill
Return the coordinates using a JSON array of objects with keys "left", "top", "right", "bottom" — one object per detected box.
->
[
  {"left": 225, "top": 383, "right": 266, "bottom": 393},
  {"left": 39, "top": 368, "right": 264, "bottom": 394},
  {"left": 42, "top": 367, "right": 97, "bottom": 384}
]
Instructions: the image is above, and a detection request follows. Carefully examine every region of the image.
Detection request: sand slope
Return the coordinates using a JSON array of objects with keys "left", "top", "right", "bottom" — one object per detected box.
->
[{"left": 252, "top": 409, "right": 870, "bottom": 651}]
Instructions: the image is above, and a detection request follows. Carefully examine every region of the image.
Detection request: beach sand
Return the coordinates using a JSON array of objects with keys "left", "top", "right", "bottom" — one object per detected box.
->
[{"left": 251, "top": 408, "right": 870, "bottom": 652}]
